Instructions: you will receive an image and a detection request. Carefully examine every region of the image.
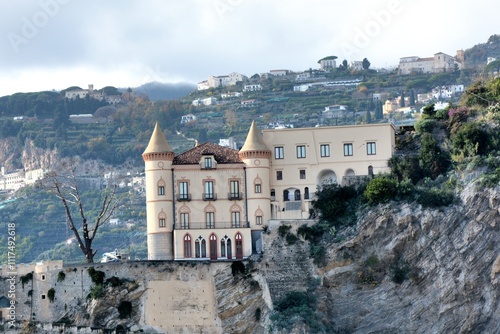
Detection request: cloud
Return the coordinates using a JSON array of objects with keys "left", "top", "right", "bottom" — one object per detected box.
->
[{"left": 0, "top": 0, "right": 498, "bottom": 96}]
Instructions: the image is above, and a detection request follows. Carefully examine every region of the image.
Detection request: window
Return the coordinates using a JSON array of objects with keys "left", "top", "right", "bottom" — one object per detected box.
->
[
  {"left": 294, "top": 190, "right": 301, "bottom": 201},
  {"left": 367, "top": 142, "right": 376, "bottom": 155},
  {"left": 209, "top": 234, "right": 217, "bottom": 260},
  {"left": 320, "top": 144, "right": 330, "bottom": 157},
  {"left": 276, "top": 171, "right": 283, "bottom": 181},
  {"left": 230, "top": 180, "right": 240, "bottom": 199},
  {"left": 180, "top": 213, "right": 189, "bottom": 229},
  {"left": 184, "top": 235, "right": 192, "bottom": 258},
  {"left": 195, "top": 237, "right": 206, "bottom": 258},
  {"left": 274, "top": 146, "right": 284, "bottom": 159},
  {"left": 235, "top": 233, "right": 243, "bottom": 259},
  {"left": 255, "top": 183, "right": 261, "bottom": 193},
  {"left": 344, "top": 143, "right": 353, "bottom": 156},
  {"left": 256, "top": 215, "right": 263, "bottom": 225},
  {"left": 299, "top": 169, "right": 306, "bottom": 179},
  {"left": 296, "top": 145, "right": 306, "bottom": 158},
  {"left": 206, "top": 212, "right": 215, "bottom": 228},
  {"left": 231, "top": 211, "right": 240, "bottom": 228},
  {"left": 304, "top": 187, "right": 310, "bottom": 200},
  {"left": 159, "top": 218, "right": 166, "bottom": 228},
  {"left": 41, "top": 274, "right": 46, "bottom": 281},
  {"left": 221, "top": 236, "right": 232, "bottom": 259},
  {"left": 179, "top": 182, "right": 189, "bottom": 200},
  {"left": 158, "top": 186, "right": 165, "bottom": 196},
  {"left": 204, "top": 181, "right": 214, "bottom": 200},
  {"left": 204, "top": 157, "right": 213, "bottom": 169}
]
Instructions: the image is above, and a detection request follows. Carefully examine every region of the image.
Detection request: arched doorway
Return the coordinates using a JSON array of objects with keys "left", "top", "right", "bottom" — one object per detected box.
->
[
  {"left": 209, "top": 234, "right": 217, "bottom": 260},
  {"left": 318, "top": 169, "right": 337, "bottom": 185},
  {"left": 235, "top": 233, "right": 243, "bottom": 259}
]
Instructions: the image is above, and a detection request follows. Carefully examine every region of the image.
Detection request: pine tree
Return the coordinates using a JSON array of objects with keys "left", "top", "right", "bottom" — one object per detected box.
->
[
  {"left": 400, "top": 90, "right": 406, "bottom": 107},
  {"left": 409, "top": 90, "right": 416, "bottom": 106},
  {"left": 365, "top": 110, "right": 372, "bottom": 124}
]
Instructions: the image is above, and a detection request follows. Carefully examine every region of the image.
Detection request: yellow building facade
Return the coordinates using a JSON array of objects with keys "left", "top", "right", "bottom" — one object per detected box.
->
[{"left": 143, "top": 122, "right": 395, "bottom": 260}]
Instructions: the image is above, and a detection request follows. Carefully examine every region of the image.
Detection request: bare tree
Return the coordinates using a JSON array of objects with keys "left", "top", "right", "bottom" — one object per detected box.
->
[{"left": 46, "top": 163, "right": 117, "bottom": 263}]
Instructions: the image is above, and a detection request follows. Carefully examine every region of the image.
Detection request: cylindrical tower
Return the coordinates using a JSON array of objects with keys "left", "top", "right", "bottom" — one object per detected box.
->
[
  {"left": 142, "top": 123, "right": 175, "bottom": 260},
  {"left": 239, "top": 121, "right": 272, "bottom": 233}
]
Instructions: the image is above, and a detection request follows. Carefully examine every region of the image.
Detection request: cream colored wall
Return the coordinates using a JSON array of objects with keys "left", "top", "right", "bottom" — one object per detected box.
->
[
  {"left": 173, "top": 228, "right": 252, "bottom": 260},
  {"left": 262, "top": 124, "right": 395, "bottom": 210},
  {"left": 172, "top": 164, "right": 246, "bottom": 224},
  {"left": 145, "top": 280, "right": 221, "bottom": 332},
  {"left": 145, "top": 160, "right": 173, "bottom": 234},
  {"left": 243, "top": 157, "right": 271, "bottom": 230}
]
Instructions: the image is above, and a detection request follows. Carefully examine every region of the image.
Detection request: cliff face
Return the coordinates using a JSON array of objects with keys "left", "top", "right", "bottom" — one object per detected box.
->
[
  {"left": 2, "top": 183, "right": 499, "bottom": 333},
  {"left": 315, "top": 182, "right": 500, "bottom": 333}
]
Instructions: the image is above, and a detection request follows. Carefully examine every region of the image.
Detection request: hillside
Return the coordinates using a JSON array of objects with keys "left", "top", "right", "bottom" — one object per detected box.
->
[{"left": 464, "top": 34, "right": 500, "bottom": 68}]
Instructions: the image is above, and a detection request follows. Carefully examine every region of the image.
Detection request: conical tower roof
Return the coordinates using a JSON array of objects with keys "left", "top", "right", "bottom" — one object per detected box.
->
[
  {"left": 143, "top": 123, "right": 172, "bottom": 154},
  {"left": 240, "top": 121, "right": 270, "bottom": 153}
]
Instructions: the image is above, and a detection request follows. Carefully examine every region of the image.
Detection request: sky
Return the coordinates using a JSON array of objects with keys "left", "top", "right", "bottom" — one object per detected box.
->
[{"left": 0, "top": 0, "right": 497, "bottom": 96}]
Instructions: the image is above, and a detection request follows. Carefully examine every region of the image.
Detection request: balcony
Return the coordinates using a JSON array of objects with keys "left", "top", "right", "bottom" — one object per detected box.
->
[
  {"left": 203, "top": 193, "right": 217, "bottom": 201},
  {"left": 176, "top": 194, "right": 191, "bottom": 201},
  {"left": 175, "top": 221, "right": 250, "bottom": 229},
  {"left": 227, "top": 192, "right": 243, "bottom": 200}
]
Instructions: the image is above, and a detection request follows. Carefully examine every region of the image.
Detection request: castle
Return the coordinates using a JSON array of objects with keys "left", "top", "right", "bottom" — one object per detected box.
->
[{"left": 143, "top": 121, "right": 396, "bottom": 260}]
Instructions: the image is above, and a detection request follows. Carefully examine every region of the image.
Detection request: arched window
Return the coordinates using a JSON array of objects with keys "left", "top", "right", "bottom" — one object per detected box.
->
[
  {"left": 235, "top": 233, "right": 243, "bottom": 259},
  {"left": 158, "top": 210, "right": 166, "bottom": 228},
  {"left": 195, "top": 236, "right": 206, "bottom": 258},
  {"left": 157, "top": 178, "right": 165, "bottom": 196},
  {"left": 294, "top": 189, "right": 301, "bottom": 201},
  {"left": 220, "top": 235, "right": 232, "bottom": 259},
  {"left": 368, "top": 165, "right": 374, "bottom": 177},
  {"left": 230, "top": 204, "right": 242, "bottom": 228},
  {"left": 304, "top": 187, "right": 310, "bottom": 200},
  {"left": 209, "top": 234, "right": 217, "bottom": 260},
  {"left": 184, "top": 235, "right": 192, "bottom": 258},
  {"left": 283, "top": 190, "right": 289, "bottom": 201}
]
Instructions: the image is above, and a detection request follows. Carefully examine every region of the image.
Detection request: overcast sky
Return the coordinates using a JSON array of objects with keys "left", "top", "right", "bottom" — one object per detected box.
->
[{"left": 0, "top": 0, "right": 497, "bottom": 96}]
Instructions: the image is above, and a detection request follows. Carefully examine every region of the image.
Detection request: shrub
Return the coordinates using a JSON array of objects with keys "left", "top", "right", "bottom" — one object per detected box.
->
[
  {"left": 311, "top": 245, "right": 326, "bottom": 267},
  {"left": 414, "top": 119, "right": 436, "bottom": 134},
  {"left": 416, "top": 187, "right": 454, "bottom": 208},
  {"left": 390, "top": 259, "right": 410, "bottom": 284},
  {"left": 20, "top": 273, "right": 33, "bottom": 289},
  {"left": 255, "top": 307, "right": 261, "bottom": 321},
  {"left": 364, "top": 177, "right": 398, "bottom": 204},
  {"left": 312, "top": 183, "right": 358, "bottom": 225},
  {"left": 297, "top": 224, "right": 325, "bottom": 242},
  {"left": 389, "top": 155, "right": 422, "bottom": 184},
  {"left": 419, "top": 133, "right": 451, "bottom": 179},
  {"left": 356, "top": 255, "right": 385, "bottom": 286},
  {"left": 47, "top": 288, "right": 55, "bottom": 302},
  {"left": 277, "top": 224, "right": 292, "bottom": 238},
  {"left": 451, "top": 122, "right": 490, "bottom": 157},
  {"left": 89, "top": 284, "right": 105, "bottom": 299},
  {"left": 87, "top": 267, "right": 105, "bottom": 285},
  {"left": 285, "top": 233, "right": 299, "bottom": 245},
  {"left": 57, "top": 271, "right": 66, "bottom": 282}
]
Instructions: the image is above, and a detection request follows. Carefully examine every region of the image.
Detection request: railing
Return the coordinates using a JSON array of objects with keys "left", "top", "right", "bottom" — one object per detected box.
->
[
  {"left": 203, "top": 193, "right": 217, "bottom": 201},
  {"left": 176, "top": 194, "right": 191, "bottom": 201},
  {"left": 227, "top": 192, "right": 243, "bottom": 200},
  {"left": 175, "top": 221, "right": 250, "bottom": 230}
]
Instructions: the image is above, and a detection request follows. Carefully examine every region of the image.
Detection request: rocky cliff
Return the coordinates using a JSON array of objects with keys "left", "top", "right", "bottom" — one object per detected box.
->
[
  {"left": 3, "top": 181, "right": 499, "bottom": 334},
  {"left": 313, "top": 181, "right": 500, "bottom": 333}
]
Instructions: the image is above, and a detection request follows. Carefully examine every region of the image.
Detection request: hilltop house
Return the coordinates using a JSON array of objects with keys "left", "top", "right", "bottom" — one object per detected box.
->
[
  {"left": 143, "top": 121, "right": 395, "bottom": 261},
  {"left": 197, "top": 72, "right": 246, "bottom": 91},
  {"left": 398, "top": 51, "right": 463, "bottom": 75}
]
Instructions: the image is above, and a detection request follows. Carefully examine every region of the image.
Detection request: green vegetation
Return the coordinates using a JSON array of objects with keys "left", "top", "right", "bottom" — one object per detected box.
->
[
  {"left": 87, "top": 267, "right": 106, "bottom": 285},
  {"left": 47, "top": 288, "right": 56, "bottom": 302},
  {"left": 57, "top": 271, "right": 66, "bottom": 282},
  {"left": 270, "top": 291, "right": 329, "bottom": 332}
]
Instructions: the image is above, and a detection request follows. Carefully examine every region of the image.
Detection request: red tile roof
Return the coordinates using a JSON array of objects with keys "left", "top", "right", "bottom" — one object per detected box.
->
[{"left": 173, "top": 142, "right": 243, "bottom": 165}]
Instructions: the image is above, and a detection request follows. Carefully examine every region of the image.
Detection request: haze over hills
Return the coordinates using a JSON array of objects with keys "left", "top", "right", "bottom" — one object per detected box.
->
[{"left": 121, "top": 81, "right": 197, "bottom": 101}]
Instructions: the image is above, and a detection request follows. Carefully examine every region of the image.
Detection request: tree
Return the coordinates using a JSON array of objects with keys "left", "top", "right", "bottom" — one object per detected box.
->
[
  {"left": 362, "top": 58, "right": 371, "bottom": 70},
  {"left": 46, "top": 159, "right": 118, "bottom": 263},
  {"left": 365, "top": 110, "right": 372, "bottom": 124},
  {"left": 340, "top": 59, "right": 348, "bottom": 70},
  {"left": 400, "top": 90, "right": 405, "bottom": 107},
  {"left": 409, "top": 90, "right": 416, "bottom": 107}
]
